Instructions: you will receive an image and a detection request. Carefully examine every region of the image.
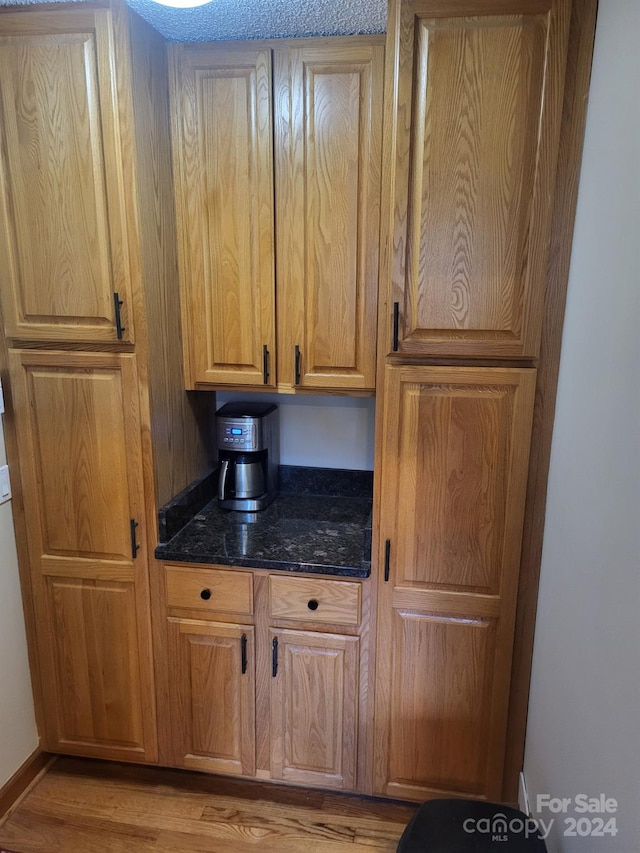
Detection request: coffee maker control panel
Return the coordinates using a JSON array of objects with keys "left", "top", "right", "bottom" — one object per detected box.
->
[{"left": 219, "top": 421, "right": 257, "bottom": 451}]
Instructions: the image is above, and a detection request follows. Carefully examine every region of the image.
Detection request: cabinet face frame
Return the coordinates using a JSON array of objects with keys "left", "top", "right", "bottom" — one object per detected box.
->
[
  {"left": 7, "top": 349, "right": 156, "bottom": 760},
  {"left": 0, "top": 8, "right": 136, "bottom": 344},
  {"left": 274, "top": 40, "right": 384, "bottom": 392},
  {"left": 373, "top": 364, "right": 536, "bottom": 800},
  {"left": 169, "top": 43, "right": 276, "bottom": 389},
  {"left": 379, "top": 0, "right": 572, "bottom": 359}
]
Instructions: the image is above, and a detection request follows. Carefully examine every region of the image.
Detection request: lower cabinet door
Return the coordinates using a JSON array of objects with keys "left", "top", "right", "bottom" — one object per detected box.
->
[
  {"left": 43, "top": 577, "right": 148, "bottom": 757},
  {"left": 270, "top": 628, "right": 359, "bottom": 790},
  {"left": 167, "top": 618, "right": 256, "bottom": 776},
  {"left": 374, "top": 365, "right": 537, "bottom": 801},
  {"left": 8, "top": 350, "right": 156, "bottom": 761}
]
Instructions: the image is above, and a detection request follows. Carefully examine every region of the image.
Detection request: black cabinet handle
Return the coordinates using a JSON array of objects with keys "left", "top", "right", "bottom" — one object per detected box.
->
[
  {"left": 114, "top": 292, "right": 125, "bottom": 340},
  {"left": 200, "top": 588, "right": 212, "bottom": 601},
  {"left": 262, "top": 345, "right": 270, "bottom": 385},
  {"left": 241, "top": 634, "right": 248, "bottom": 674},
  {"left": 307, "top": 599, "right": 319, "bottom": 611},
  {"left": 392, "top": 302, "right": 400, "bottom": 352},
  {"left": 130, "top": 519, "right": 140, "bottom": 559},
  {"left": 272, "top": 637, "right": 278, "bottom": 677},
  {"left": 294, "top": 345, "right": 301, "bottom": 386},
  {"left": 384, "top": 538, "right": 391, "bottom": 582}
]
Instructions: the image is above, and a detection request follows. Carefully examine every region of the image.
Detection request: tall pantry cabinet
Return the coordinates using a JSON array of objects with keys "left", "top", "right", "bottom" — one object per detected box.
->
[
  {"left": 372, "top": 0, "right": 596, "bottom": 802},
  {"left": 0, "top": 0, "right": 209, "bottom": 760}
]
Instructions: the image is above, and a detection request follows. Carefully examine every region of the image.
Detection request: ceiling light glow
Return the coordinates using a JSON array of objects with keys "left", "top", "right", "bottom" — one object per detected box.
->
[{"left": 149, "top": 0, "right": 213, "bottom": 7}]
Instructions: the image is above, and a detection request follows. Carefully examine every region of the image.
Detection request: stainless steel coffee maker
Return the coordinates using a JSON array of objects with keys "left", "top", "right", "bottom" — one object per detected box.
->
[{"left": 215, "top": 402, "right": 279, "bottom": 511}]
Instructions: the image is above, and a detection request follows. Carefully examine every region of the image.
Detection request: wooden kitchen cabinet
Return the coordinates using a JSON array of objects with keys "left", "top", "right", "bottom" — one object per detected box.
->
[
  {"left": 270, "top": 628, "right": 359, "bottom": 791},
  {"left": 167, "top": 619, "right": 256, "bottom": 776},
  {"left": 373, "top": 365, "right": 536, "bottom": 800},
  {"left": 379, "top": 0, "right": 572, "bottom": 359},
  {"left": 268, "top": 574, "right": 362, "bottom": 791},
  {"left": 0, "top": 1, "right": 212, "bottom": 769},
  {"left": 170, "top": 37, "right": 383, "bottom": 393},
  {"left": 163, "top": 566, "right": 256, "bottom": 774},
  {"left": 0, "top": 8, "right": 136, "bottom": 344},
  {"left": 159, "top": 563, "right": 365, "bottom": 791},
  {"left": 7, "top": 350, "right": 156, "bottom": 761},
  {"left": 274, "top": 41, "right": 383, "bottom": 391},
  {"left": 169, "top": 45, "right": 276, "bottom": 388},
  {"left": 369, "top": 0, "right": 597, "bottom": 805}
]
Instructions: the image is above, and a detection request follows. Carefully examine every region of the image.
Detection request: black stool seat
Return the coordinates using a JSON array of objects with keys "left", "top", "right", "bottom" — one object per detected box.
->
[{"left": 396, "top": 799, "right": 548, "bottom": 852}]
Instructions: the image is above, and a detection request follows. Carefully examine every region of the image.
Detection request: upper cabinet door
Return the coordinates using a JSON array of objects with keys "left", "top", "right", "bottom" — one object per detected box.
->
[
  {"left": 8, "top": 350, "right": 148, "bottom": 583},
  {"left": 381, "top": 0, "right": 571, "bottom": 358},
  {"left": 0, "top": 10, "right": 135, "bottom": 344},
  {"left": 170, "top": 45, "right": 276, "bottom": 389},
  {"left": 274, "top": 40, "right": 384, "bottom": 391}
]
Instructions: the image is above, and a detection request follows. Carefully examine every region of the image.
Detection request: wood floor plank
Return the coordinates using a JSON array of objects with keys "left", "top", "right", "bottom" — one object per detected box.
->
[
  {"left": 0, "top": 758, "right": 414, "bottom": 853},
  {"left": 200, "top": 801, "right": 408, "bottom": 844}
]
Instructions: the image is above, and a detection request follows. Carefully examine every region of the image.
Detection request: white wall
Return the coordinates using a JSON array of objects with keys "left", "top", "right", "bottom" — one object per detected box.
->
[
  {"left": 0, "top": 410, "right": 39, "bottom": 787},
  {"left": 216, "top": 391, "right": 376, "bottom": 470},
  {"left": 523, "top": 2, "right": 640, "bottom": 850}
]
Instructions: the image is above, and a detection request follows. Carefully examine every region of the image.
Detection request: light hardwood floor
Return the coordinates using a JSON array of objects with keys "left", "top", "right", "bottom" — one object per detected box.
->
[{"left": 0, "top": 758, "right": 417, "bottom": 852}]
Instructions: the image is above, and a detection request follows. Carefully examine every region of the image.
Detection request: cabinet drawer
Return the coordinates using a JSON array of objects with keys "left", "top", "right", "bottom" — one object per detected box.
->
[
  {"left": 165, "top": 566, "right": 253, "bottom": 617},
  {"left": 269, "top": 576, "right": 361, "bottom": 626}
]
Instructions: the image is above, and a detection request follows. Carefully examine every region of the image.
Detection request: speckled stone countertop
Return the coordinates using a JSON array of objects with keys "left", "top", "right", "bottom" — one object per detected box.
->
[{"left": 155, "top": 466, "right": 373, "bottom": 578}]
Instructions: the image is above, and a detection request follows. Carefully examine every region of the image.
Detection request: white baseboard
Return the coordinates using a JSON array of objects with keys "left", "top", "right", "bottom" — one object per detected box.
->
[{"left": 519, "top": 770, "right": 531, "bottom": 816}]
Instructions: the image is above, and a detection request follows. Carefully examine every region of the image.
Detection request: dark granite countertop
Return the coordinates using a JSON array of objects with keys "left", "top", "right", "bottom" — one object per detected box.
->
[{"left": 155, "top": 466, "right": 373, "bottom": 578}]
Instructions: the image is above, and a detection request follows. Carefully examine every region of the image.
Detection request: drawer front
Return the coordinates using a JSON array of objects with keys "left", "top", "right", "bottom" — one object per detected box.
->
[
  {"left": 165, "top": 566, "right": 253, "bottom": 617},
  {"left": 269, "top": 576, "right": 361, "bottom": 626}
]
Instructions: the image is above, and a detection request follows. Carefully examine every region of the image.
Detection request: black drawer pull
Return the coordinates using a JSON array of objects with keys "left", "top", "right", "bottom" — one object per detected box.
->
[
  {"left": 384, "top": 539, "right": 391, "bottom": 582},
  {"left": 130, "top": 519, "right": 140, "bottom": 559},
  {"left": 307, "top": 599, "right": 319, "bottom": 611},
  {"left": 200, "top": 588, "right": 212, "bottom": 601},
  {"left": 241, "top": 634, "right": 248, "bottom": 674},
  {"left": 272, "top": 637, "right": 278, "bottom": 677},
  {"left": 392, "top": 301, "right": 399, "bottom": 351},
  {"left": 114, "top": 292, "right": 125, "bottom": 340},
  {"left": 294, "top": 344, "right": 301, "bottom": 385}
]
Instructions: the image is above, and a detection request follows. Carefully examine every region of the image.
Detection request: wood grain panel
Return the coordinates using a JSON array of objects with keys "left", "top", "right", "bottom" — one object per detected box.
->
[
  {"left": 387, "top": 611, "right": 496, "bottom": 796},
  {"left": 168, "top": 619, "right": 255, "bottom": 776},
  {"left": 8, "top": 351, "right": 144, "bottom": 575},
  {"left": 0, "top": 12, "right": 135, "bottom": 343},
  {"left": 407, "top": 16, "right": 545, "bottom": 341},
  {"left": 166, "top": 566, "right": 253, "bottom": 617},
  {"left": 382, "top": 366, "right": 536, "bottom": 595},
  {"left": 7, "top": 349, "right": 157, "bottom": 761},
  {"left": 126, "top": 9, "right": 212, "bottom": 508},
  {"left": 45, "top": 577, "right": 146, "bottom": 754},
  {"left": 274, "top": 40, "right": 383, "bottom": 391},
  {"left": 271, "top": 629, "right": 359, "bottom": 790},
  {"left": 269, "top": 576, "right": 361, "bottom": 626},
  {"left": 373, "top": 365, "right": 536, "bottom": 800},
  {"left": 170, "top": 44, "right": 275, "bottom": 388},
  {"left": 379, "top": 0, "right": 572, "bottom": 358}
]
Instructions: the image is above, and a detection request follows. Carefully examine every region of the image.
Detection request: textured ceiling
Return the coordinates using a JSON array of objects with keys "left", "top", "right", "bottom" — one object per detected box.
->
[{"left": 0, "top": 0, "right": 387, "bottom": 42}]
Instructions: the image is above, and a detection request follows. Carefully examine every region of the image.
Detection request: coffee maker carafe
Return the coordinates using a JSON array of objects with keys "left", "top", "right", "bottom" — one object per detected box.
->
[{"left": 215, "top": 403, "right": 279, "bottom": 511}]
